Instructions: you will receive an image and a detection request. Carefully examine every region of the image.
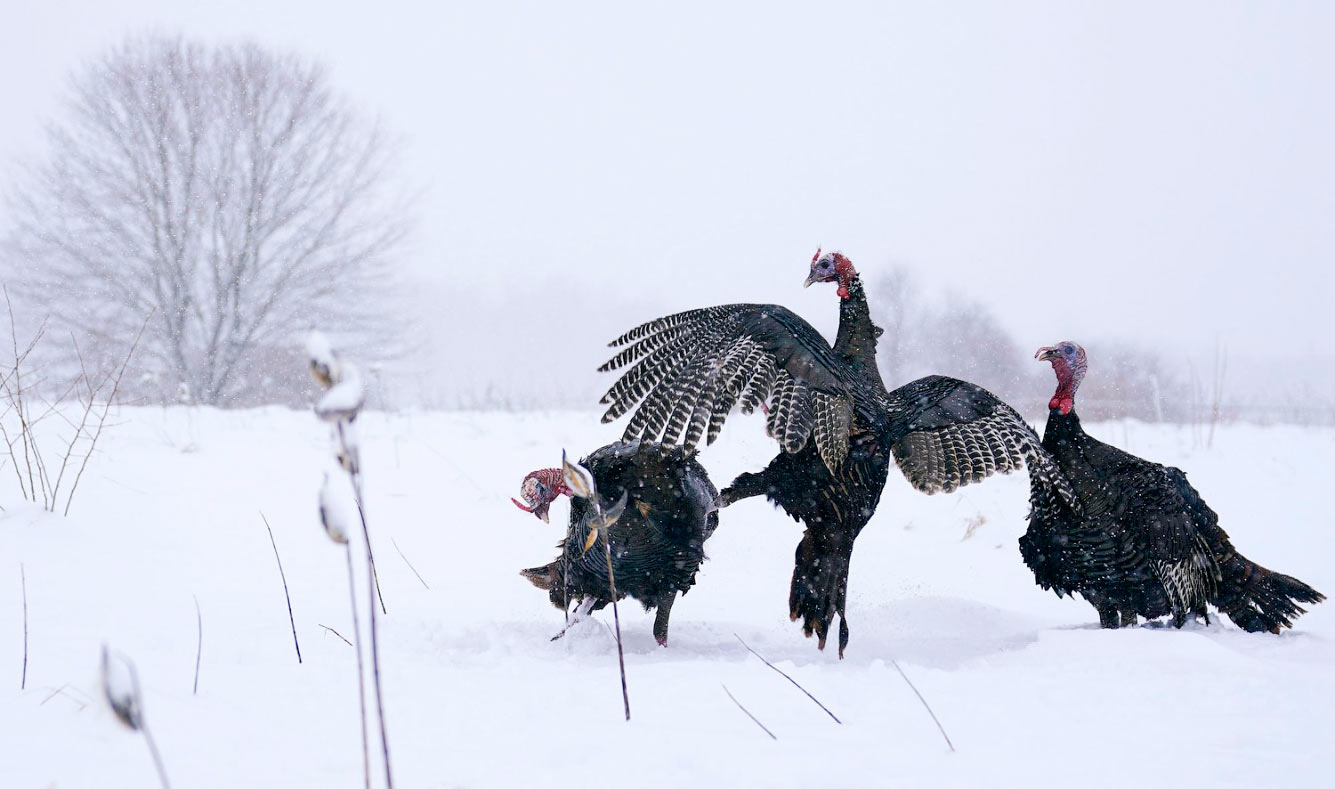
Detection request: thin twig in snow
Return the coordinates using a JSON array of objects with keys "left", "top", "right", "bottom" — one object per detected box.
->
[
  {"left": 721, "top": 683, "right": 777, "bottom": 740},
  {"left": 336, "top": 422, "right": 387, "bottom": 616},
  {"left": 4, "top": 288, "right": 42, "bottom": 508},
  {"left": 734, "top": 634, "right": 840, "bottom": 723},
  {"left": 40, "top": 683, "right": 90, "bottom": 710},
  {"left": 141, "top": 719, "right": 172, "bottom": 789},
  {"left": 319, "top": 624, "right": 353, "bottom": 647},
  {"left": 601, "top": 533, "right": 630, "bottom": 722},
  {"left": 63, "top": 312, "right": 149, "bottom": 516},
  {"left": 49, "top": 334, "right": 103, "bottom": 506},
  {"left": 21, "top": 563, "right": 29, "bottom": 690},
  {"left": 890, "top": 658, "right": 955, "bottom": 752},
  {"left": 391, "top": 538, "right": 429, "bottom": 590},
  {"left": 346, "top": 546, "right": 370, "bottom": 789},
  {"left": 370, "top": 549, "right": 388, "bottom": 615},
  {"left": 352, "top": 494, "right": 393, "bottom": 788},
  {"left": 260, "top": 512, "right": 302, "bottom": 664},
  {"left": 192, "top": 595, "right": 202, "bottom": 695}
]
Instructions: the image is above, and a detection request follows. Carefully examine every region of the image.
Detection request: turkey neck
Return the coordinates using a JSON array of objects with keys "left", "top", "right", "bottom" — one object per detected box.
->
[
  {"left": 833, "top": 275, "right": 886, "bottom": 390},
  {"left": 1041, "top": 407, "right": 1096, "bottom": 483}
]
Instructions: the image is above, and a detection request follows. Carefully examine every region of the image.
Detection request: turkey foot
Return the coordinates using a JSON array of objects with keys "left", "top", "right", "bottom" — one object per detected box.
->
[
  {"left": 789, "top": 530, "right": 853, "bottom": 657},
  {"left": 652, "top": 592, "right": 677, "bottom": 646},
  {"left": 550, "top": 597, "right": 598, "bottom": 641}
]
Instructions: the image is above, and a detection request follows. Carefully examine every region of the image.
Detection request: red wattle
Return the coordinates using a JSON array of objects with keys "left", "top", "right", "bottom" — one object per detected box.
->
[{"left": 833, "top": 255, "right": 857, "bottom": 300}]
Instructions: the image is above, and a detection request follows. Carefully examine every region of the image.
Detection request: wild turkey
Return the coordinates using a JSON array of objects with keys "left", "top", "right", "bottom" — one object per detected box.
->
[
  {"left": 597, "top": 250, "right": 1073, "bottom": 655},
  {"left": 513, "top": 441, "right": 719, "bottom": 645},
  {"left": 1021, "top": 341, "right": 1324, "bottom": 632}
]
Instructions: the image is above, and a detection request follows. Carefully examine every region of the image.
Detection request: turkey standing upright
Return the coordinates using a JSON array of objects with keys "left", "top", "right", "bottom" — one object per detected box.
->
[
  {"left": 1021, "top": 341, "right": 1324, "bottom": 632},
  {"left": 513, "top": 441, "right": 719, "bottom": 646},
  {"left": 598, "top": 250, "right": 1074, "bottom": 655}
]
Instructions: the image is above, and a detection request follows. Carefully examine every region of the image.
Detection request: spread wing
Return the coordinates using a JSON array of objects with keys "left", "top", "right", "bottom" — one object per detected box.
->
[
  {"left": 886, "top": 375, "right": 1079, "bottom": 508},
  {"left": 598, "top": 304, "right": 859, "bottom": 470}
]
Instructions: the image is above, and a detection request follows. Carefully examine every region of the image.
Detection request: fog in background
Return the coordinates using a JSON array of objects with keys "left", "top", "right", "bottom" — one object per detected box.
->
[{"left": 4, "top": 2, "right": 1332, "bottom": 419}]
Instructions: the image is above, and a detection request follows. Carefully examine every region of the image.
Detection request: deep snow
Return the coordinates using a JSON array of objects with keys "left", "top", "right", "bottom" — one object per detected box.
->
[{"left": 2, "top": 407, "right": 1331, "bottom": 787}]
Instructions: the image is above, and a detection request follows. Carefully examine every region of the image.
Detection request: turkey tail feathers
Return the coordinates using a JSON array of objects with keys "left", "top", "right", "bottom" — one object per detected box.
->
[
  {"left": 520, "top": 563, "right": 558, "bottom": 592},
  {"left": 1214, "top": 553, "right": 1325, "bottom": 633}
]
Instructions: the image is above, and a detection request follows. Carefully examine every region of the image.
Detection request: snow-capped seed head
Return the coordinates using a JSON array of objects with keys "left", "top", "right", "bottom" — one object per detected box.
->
[
  {"left": 306, "top": 331, "right": 338, "bottom": 389},
  {"left": 1036, "top": 341, "right": 1087, "bottom": 415},
  {"left": 315, "top": 359, "right": 365, "bottom": 423},
  {"left": 561, "top": 450, "right": 597, "bottom": 501},
  {"left": 804, "top": 249, "right": 858, "bottom": 299},
  {"left": 510, "top": 468, "right": 567, "bottom": 523},
  {"left": 100, "top": 644, "right": 144, "bottom": 731},
  {"left": 318, "top": 472, "right": 352, "bottom": 544}
]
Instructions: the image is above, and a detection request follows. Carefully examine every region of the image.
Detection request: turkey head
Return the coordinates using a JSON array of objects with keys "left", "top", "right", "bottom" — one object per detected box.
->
[
  {"left": 510, "top": 468, "right": 568, "bottom": 523},
  {"left": 1036, "top": 341, "right": 1087, "bottom": 415},
  {"left": 804, "top": 248, "right": 858, "bottom": 299}
]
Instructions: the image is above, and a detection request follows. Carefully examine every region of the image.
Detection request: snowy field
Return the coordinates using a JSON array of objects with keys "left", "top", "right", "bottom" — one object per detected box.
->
[{"left": 2, "top": 406, "right": 1332, "bottom": 788}]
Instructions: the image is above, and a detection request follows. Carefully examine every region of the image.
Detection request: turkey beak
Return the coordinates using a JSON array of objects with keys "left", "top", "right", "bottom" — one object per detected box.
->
[
  {"left": 1035, "top": 346, "right": 1058, "bottom": 362},
  {"left": 510, "top": 496, "right": 551, "bottom": 523},
  {"left": 803, "top": 272, "right": 817, "bottom": 288}
]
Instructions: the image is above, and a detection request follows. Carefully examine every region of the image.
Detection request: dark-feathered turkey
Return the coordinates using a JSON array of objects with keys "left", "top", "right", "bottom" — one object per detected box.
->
[
  {"left": 1021, "top": 341, "right": 1324, "bottom": 632},
  {"left": 513, "top": 441, "right": 719, "bottom": 645},
  {"left": 597, "top": 250, "right": 1073, "bottom": 655}
]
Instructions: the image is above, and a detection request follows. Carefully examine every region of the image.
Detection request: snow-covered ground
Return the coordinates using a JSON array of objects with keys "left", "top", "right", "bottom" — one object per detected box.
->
[{"left": 2, "top": 407, "right": 1331, "bottom": 787}]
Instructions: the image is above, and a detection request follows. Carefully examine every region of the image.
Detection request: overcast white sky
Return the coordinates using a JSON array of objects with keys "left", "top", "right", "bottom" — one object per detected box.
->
[{"left": 4, "top": 2, "right": 1333, "bottom": 407}]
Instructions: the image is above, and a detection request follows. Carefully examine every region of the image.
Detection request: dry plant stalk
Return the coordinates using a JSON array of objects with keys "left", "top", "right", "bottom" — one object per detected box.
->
[
  {"left": 318, "top": 469, "right": 371, "bottom": 789},
  {"left": 561, "top": 452, "right": 631, "bottom": 722},
  {"left": 192, "top": 595, "right": 202, "bottom": 695},
  {"left": 261, "top": 512, "right": 302, "bottom": 664},
  {"left": 319, "top": 624, "right": 354, "bottom": 647},
  {"left": 345, "top": 541, "right": 371, "bottom": 789},
  {"left": 734, "top": 634, "right": 841, "bottom": 724},
  {"left": 21, "top": 563, "right": 29, "bottom": 690},
  {"left": 391, "top": 538, "right": 429, "bottom": 590},
  {"left": 721, "top": 683, "right": 777, "bottom": 740},
  {"left": 890, "top": 658, "right": 955, "bottom": 752},
  {"left": 309, "top": 332, "right": 391, "bottom": 788}
]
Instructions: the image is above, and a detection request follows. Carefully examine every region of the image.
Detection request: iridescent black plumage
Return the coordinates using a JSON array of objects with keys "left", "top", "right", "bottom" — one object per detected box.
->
[
  {"left": 1022, "top": 343, "right": 1324, "bottom": 632},
  {"left": 521, "top": 441, "right": 719, "bottom": 645},
  {"left": 599, "top": 253, "right": 1072, "bottom": 654}
]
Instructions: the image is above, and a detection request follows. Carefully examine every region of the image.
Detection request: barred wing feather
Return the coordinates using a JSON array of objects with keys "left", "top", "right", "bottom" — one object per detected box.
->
[
  {"left": 887, "top": 376, "right": 1080, "bottom": 510},
  {"left": 599, "top": 304, "right": 856, "bottom": 469}
]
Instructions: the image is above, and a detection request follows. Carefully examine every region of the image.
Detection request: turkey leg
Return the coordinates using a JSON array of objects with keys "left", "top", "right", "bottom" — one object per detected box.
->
[
  {"left": 549, "top": 597, "right": 598, "bottom": 641},
  {"left": 789, "top": 525, "right": 855, "bottom": 658}
]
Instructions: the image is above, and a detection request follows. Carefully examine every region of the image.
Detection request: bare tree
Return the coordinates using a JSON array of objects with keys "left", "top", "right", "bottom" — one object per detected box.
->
[
  {"left": 1079, "top": 342, "right": 1187, "bottom": 423},
  {"left": 915, "top": 292, "right": 1028, "bottom": 398},
  {"left": 4, "top": 36, "right": 408, "bottom": 406},
  {"left": 869, "top": 264, "right": 919, "bottom": 384},
  {"left": 868, "top": 266, "right": 1201, "bottom": 423},
  {"left": 873, "top": 277, "right": 1031, "bottom": 404}
]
